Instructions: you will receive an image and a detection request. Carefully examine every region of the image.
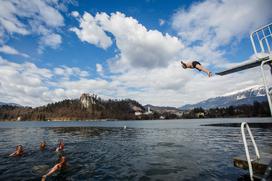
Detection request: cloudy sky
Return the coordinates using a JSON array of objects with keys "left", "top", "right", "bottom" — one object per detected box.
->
[{"left": 0, "top": 0, "right": 271, "bottom": 107}]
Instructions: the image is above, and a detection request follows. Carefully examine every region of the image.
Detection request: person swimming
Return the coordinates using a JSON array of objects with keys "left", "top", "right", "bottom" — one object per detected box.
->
[
  {"left": 180, "top": 60, "right": 212, "bottom": 77},
  {"left": 55, "top": 139, "right": 64, "bottom": 152},
  {"left": 41, "top": 156, "right": 66, "bottom": 181},
  {"left": 40, "top": 141, "right": 46, "bottom": 151},
  {"left": 9, "top": 145, "right": 24, "bottom": 157}
]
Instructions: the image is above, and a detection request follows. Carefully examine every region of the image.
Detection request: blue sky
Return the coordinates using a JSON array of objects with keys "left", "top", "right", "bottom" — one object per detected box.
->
[{"left": 0, "top": 0, "right": 271, "bottom": 107}]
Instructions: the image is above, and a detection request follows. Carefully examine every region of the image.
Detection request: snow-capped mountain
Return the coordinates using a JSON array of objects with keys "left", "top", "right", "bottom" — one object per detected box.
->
[
  {"left": 180, "top": 85, "right": 268, "bottom": 110},
  {"left": 0, "top": 102, "right": 21, "bottom": 107},
  {"left": 144, "top": 104, "right": 179, "bottom": 111}
]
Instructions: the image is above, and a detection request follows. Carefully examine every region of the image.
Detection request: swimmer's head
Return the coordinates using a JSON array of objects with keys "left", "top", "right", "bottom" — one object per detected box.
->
[
  {"left": 40, "top": 141, "right": 46, "bottom": 150},
  {"left": 17, "top": 145, "right": 23, "bottom": 150},
  {"left": 59, "top": 156, "right": 66, "bottom": 164},
  {"left": 16, "top": 145, "right": 24, "bottom": 155}
]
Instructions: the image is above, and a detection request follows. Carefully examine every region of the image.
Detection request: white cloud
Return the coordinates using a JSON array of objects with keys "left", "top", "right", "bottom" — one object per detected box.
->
[
  {"left": 54, "top": 66, "right": 89, "bottom": 80},
  {"left": 0, "top": 0, "right": 67, "bottom": 51},
  {"left": 0, "top": 45, "right": 29, "bottom": 57},
  {"left": 0, "top": 57, "right": 51, "bottom": 106},
  {"left": 57, "top": 78, "right": 109, "bottom": 93},
  {"left": 172, "top": 0, "right": 272, "bottom": 48},
  {"left": 0, "top": 56, "right": 105, "bottom": 107},
  {"left": 0, "top": 0, "right": 64, "bottom": 33},
  {"left": 96, "top": 63, "right": 104, "bottom": 75},
  {"left": 39, "top": 33, "right": 62, "bottom": 49},
  {"left": 71, "top": 11, "right": 79, "bottom": 18},
  {"left": 0, "top": 0, "right": 29, "bottom": 35},
  {"left": 70, "top": 12, "right": 113, "bottom": 49},
  {"left": 71, "top": 12, "right": 184, "bottom": 71}
]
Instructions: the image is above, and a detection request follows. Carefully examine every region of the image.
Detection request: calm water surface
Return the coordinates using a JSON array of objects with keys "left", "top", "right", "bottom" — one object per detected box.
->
[{"left": 0, "top": 118, "right": 271, "bottom": 181}]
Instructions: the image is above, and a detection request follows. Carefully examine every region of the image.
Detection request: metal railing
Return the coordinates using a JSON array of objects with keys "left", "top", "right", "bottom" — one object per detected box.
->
[
  {"left": 250, "top": 22, "right": 272, "bottom": 116},
  {"left": 241, "top": 122, "right": 260, "bottom": 181},
  {"left": 250, "top": 23, "right": 272, "bottom": 56},
  {"left": 261, "top": 59, "right": 272, "bottom": 116}
]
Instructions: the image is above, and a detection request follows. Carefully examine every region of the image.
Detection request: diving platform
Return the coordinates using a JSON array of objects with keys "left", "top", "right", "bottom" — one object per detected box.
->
[{"left": 216, "top": 55, "right": 271, "bottom": 76}]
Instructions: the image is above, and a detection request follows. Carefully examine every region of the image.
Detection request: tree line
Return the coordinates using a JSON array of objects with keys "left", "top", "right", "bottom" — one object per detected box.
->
[
  {"left": 181, "top": 101, "right": 270, "bottom": 119},
  {"left": 0, "top": 99, "right": 270, "bottom": 121},
  {"left": 0, "top": 97, "right": 145, "bottom": 121}
]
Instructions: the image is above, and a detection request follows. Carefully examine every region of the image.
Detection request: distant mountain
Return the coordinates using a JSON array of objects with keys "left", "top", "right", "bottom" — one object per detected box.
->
[
  {"left": 144, "top": 104, "right": 179, "bottom": 111},
  {"left": 0, "top": 102, "right": 21, "bottom": 107},
  {"left": 180, "top": 85, "right": 268, "bottom": 110}
]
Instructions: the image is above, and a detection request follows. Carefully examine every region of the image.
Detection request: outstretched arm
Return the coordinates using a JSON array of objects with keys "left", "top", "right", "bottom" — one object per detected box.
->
[
  {"left": 9, "top": 152, "right": 16, "bottom": 157},
  {"left": 42, "top": 164, "right": 61, "bottom": 180}
]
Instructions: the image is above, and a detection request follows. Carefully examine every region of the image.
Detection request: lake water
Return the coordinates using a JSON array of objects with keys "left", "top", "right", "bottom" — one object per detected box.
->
[{"left": 0, "top": 118, "right": 271, "bottom": 181}]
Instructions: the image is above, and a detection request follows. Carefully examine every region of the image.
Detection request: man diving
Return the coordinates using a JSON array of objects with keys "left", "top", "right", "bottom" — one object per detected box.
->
[{"left": 180, "top": 60, "right": 212, "bottom": 77}]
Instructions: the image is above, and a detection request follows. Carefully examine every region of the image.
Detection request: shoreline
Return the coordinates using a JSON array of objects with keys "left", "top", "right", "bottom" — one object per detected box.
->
[{"left": 0, "top": 116, "right": 271, "bottom": 122}]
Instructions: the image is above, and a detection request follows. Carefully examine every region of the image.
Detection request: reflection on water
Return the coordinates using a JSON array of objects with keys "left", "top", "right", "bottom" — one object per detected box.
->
[{"left": 0, "top": 118, "right": 271, "bottom": 181}]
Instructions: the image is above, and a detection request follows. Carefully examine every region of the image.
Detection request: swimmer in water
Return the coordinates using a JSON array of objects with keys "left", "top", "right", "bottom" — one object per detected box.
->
[
  {"left": 55, "top": 139, "right": 64, "bottom": 152},
  {"left": 180, "top": 60, "right": 212, "bottom": 77},
  {"left": 41, "top": 156, "right": 66, "bottom": 181},
  {"left": 9, "top": 145, "right": 24, "bottom": 157},
  {"left": 40, "top": 141, "right": 46, "bottom": 151}
]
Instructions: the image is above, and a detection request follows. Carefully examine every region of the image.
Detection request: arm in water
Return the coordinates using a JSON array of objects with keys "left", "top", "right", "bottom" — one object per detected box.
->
[{"left": 41, "top": 156, "right": 66, "bottom": 181}]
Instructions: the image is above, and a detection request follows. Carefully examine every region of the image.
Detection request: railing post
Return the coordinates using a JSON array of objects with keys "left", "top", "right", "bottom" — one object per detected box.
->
[
  {"left": 250, "top": 32, "right": 257, "bottom": 55},
  {"left": 260, "top": 59, "right": 272, "bottom": 116}
]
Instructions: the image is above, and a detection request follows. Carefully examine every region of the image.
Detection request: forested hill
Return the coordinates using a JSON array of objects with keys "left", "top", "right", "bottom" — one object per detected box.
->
[
  {"left": 0, "top": 93, "right": 145, "bottom": 121},
  {"left": 0, "top": 93, "right": 270, "bottom": 121}
]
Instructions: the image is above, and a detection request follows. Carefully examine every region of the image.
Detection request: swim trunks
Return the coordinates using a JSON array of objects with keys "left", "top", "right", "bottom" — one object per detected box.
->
[{"left": 192, "top": 61, "right": 201, "bottom": 71}]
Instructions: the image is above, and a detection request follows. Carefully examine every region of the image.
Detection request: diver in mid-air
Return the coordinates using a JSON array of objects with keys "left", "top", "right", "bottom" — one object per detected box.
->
[{"left": 180, "top": 60, "right": 212, "bottom": 77}]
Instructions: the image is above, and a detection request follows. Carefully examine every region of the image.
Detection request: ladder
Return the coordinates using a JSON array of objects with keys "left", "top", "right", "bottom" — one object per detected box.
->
[
  {"left": 241, "top": 122, "right": 260, "bottom": 181},
  {"left": 234, "top": 122, "right": 272, "bottom": 180}
]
